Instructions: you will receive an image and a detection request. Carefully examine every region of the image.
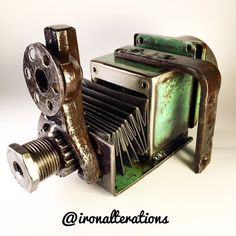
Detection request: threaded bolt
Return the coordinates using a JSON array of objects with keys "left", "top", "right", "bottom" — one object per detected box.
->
[{"left": 7, "top": 138, "right": 61, "bottom": 192}]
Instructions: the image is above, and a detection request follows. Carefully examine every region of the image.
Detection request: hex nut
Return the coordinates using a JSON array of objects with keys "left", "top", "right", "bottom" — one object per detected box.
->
[{"left": 7, "top": 143, "right": 40, "bottom": 192}]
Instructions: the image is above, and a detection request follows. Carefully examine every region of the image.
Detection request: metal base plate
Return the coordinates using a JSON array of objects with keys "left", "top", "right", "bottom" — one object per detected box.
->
[{"left": 94, "top": 133, "right": 192, "bottom": 195}]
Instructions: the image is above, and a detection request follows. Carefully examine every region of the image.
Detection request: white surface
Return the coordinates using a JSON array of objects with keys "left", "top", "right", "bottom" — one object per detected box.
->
[{"left": 0, "top": 0, "right": 236, "bottom": 235}]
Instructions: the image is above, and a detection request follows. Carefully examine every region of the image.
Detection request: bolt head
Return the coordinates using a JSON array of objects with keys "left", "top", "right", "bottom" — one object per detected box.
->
[{"left": 7, "top": 143, "right": 40, "bottom": 192}]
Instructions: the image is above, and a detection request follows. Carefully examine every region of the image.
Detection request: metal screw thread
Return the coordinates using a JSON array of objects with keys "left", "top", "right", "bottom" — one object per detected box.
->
[{"left": 23, "top": 138, "right": 60, "bottom": 181}]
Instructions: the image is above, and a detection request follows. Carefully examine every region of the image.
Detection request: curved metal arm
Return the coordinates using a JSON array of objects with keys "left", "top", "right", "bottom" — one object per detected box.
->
[
  {"left": 115, "top": 46, "right": 221, "bottom": 173},
  {"left": 23, "top": 25, "right": 100, "bottom": 183}
]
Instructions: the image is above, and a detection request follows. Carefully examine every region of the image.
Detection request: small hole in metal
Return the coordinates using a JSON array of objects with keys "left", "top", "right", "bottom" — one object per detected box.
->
[
  {"left": 35, "top": 69, "right": 48, "bottom": 93},
  {"left": 13, "top": 161, "right": 24, "bottom": 178},
  {"left": 29, "top": 47, "right": 36, "bottom": 61},
  {"left": 42, "top": 123, "right": 50, "bottom": 132},
  {"left": 43, "top": 55, "right": 50, "bottom": 66},
  {"left": 52, "top": 82, "right": 59, "bottom": 94},
  {"left": 47, "top": 100, "right": 53, "bottom": 111},
  {"left": 140, "top": 80, "right": 147, "bottom": 89},
  {"left": 25, "top": 67, "right": 31, "bottom": 80},
  {"left": 201, "top": 157, "right": 208, "bottom": 166},
  {"left": 186, "top": 44, "right": 192, "bottom": 53},
  {"left": 138, "top": 37, "right": 144, "bottom": 44},
  {"left": 93, "top": 67, "right": 97, "bottom": 73}
]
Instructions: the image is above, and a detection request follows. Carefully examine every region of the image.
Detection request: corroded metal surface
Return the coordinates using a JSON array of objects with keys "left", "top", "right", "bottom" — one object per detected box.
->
[
  {"left": 24, "top": 25, "right": 100, "bottom": 183},
  {"left": 134, "top": 33, "right": 218, "bottom": 128},
  {"left": 115, "top": 46, "right": 221, "bottom": 173},
  {"left": 7, "top": 26, "right": 221, "bottom": 195}
]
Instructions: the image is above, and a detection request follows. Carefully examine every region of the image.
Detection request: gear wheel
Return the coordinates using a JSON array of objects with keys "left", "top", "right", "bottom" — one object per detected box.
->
[{"left": 54, "top": 132, "right": 79, "bottom": 177}]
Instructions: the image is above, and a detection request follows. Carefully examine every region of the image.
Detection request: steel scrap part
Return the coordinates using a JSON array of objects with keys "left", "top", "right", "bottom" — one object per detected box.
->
[{"left": 23, "top": 25, "right": 100, "bottom": 183}]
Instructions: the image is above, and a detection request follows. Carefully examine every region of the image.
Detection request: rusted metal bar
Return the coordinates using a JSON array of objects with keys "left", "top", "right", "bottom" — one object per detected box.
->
[
  {"left": 23, "top": 25, "right": 100, "bottom": 183},
  {"left": 43, "top": 25, "right": 100, "bottom": 183}
]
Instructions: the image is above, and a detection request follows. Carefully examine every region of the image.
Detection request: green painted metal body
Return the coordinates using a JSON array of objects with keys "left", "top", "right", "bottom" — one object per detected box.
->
[
  {"left": 114, "top": 71, "right": 193, "bottom": 194},
  {"left": 91, "top": 34, "right": 213, "bottom": 195},
  {"left": 115, "top": 163, "right": 151, "bottom": 193},
  {"left": 134, "top": 33, "right": 202, "bottom": 58},
  {"left": 154, "top": 73, "right": 192, "bottom": 149},
  {"left": 134, "top": 33, "right": 209, "bottom": 128}
]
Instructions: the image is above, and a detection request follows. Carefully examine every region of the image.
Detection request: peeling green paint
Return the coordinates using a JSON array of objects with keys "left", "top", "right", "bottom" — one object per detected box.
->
[
  {"left": 154, "top": 73, "right": 192, "bottom": 149},
  {"left": 115, "top": 161, "right": 152, "bottom": 193}
]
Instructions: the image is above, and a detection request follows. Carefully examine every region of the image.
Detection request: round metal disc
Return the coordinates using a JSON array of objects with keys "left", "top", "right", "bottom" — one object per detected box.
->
[{"left": 23, "top": 43, "right": 64, "bottom": 116}]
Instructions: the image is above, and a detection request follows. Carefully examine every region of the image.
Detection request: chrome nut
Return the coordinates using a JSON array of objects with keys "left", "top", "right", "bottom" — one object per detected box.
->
[{"left": 7, "top": 143, "right": 40, "bottom": 192}]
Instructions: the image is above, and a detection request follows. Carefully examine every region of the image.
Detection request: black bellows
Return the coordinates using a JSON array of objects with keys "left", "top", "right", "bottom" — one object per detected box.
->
[{"left": 82, "top": 79, "right": 148, "bottom": 175}]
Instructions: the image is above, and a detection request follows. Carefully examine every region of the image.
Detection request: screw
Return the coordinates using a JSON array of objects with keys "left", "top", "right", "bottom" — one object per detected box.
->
[
  {"left": 139, "top": 79, "right": 148, "bottom": 90},
  {"left": 7, "top": 138, "right": 61, "bottom": 192}
]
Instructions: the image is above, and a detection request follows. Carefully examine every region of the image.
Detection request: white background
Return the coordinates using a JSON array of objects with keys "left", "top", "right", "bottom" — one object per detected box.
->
[{"left": 0, "top": 0, "right": 236, "bottom": 235}]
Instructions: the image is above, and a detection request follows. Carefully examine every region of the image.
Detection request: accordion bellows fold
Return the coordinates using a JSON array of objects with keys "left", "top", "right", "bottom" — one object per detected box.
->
[{"left": 82, "top": 79, "right": 148, "bottom": 175}]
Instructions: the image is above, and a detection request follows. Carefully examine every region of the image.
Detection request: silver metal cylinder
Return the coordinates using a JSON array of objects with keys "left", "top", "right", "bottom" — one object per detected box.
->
[{"left": 7, "top": 138, "right": 61, "bottom": 192}]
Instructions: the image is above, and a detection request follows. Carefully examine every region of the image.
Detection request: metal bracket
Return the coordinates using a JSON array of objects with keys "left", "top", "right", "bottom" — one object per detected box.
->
[
  {"left": 23, "top": 25, "right": 100, "bottom": 183},
  {"left": 114, "top": 46, "right": 221, "bottom": 173}
]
